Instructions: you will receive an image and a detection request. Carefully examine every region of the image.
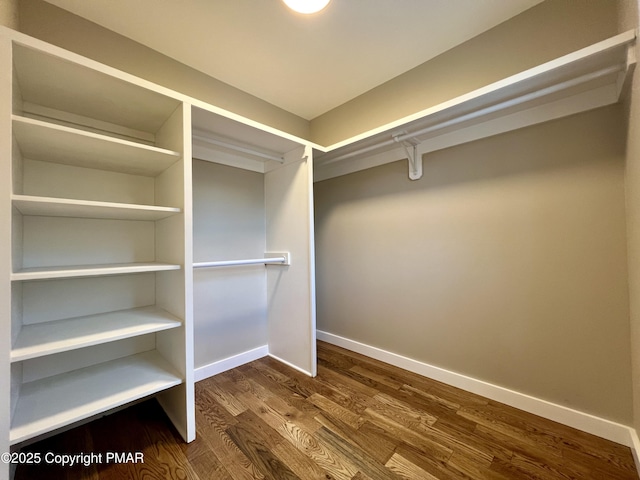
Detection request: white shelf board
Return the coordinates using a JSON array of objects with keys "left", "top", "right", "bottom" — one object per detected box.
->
[
  {"left": 11, "top": 306, "right": 182, "bottom": 362},
  {"left": 13, "top": 42, "right": 182, "bottom": 134},
  {"left": 12, "top": 195, "right": 181, "bottom": 221},
  {"left": 12, "top": 116, "right": 180, "bottom": 176},
  {"left": 10, "top": 350, "right": 182, "bottom": 444},
  {"left": 12, "top": 263, "right": 181, "bottom": 281}
]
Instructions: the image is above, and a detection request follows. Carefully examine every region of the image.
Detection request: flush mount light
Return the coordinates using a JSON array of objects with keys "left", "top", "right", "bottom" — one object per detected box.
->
[{"left": 282, "top": 0, "right": 331, "bottom": 14}]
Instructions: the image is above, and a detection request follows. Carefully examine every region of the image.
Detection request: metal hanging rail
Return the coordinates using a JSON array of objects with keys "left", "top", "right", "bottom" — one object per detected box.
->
[{"left": 193, "top": 252, "right": 290, "bottom": 269}]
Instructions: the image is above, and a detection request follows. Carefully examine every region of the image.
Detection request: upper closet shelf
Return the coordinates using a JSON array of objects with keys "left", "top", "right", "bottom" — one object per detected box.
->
[
  {"left": 191, "top": 106, "right": 305, "bottom": 173},
  {"left": 314, "top": 30, "right": 637, "bottom": 181},
  {"left": 13, "top": 43, "right": 182, "bottom": 135},
  {"left": 12, "top": 195, "right": 180, "bottom": 221},
  {"left": 12, "top": 116, "right": 180, "bottom": 176}
]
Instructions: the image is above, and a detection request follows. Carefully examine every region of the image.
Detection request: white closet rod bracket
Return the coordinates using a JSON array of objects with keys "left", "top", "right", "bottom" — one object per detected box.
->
[
  {"left": 193, "top": 252, "right": 290, "bottom": 269},
  {"left": 393, "top": 132, "right": 423, "bottom": 180}
]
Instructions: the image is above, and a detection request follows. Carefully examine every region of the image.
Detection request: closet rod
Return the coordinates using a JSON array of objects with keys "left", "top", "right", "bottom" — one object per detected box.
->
[
  {"left": 193, "top": 256, "right": 287, "bottom": 268},
  {"left": 192, "top": 132, "right": 285, "bottom": 163},
  {"left": 320, "top": 64, "right": 621, "bottom": 165}
]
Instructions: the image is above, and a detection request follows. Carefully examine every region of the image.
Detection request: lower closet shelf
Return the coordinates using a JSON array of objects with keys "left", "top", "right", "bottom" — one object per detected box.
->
[
  {"left": 10, "top": 350, "right": 182, "bottom": 445},
  {"left": 11, "top": 306, "right": 182, "bottom": 362},
  {"left": 11, "top": 262, "right": 181, "bottom": 281}
]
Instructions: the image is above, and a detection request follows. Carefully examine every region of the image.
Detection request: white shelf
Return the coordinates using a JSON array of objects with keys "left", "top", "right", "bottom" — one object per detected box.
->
[
  {"left": 12, "top": 116, "right": 180, "bottom": 176},
  {"left": 315, "top": 30, "right": 637, "bottom": 181},
  {"left": 11, "top": 306, "right": 182, "bottom": 362},
  {"left": 13, "top": 42, "right": 182, "bottom": 134},
  {"left": 12, "top": 262, "right": 181, "bottom": 281},
  {"left": 10, "top": 350, "right": 182, "bottom": 445},
  {"left": 12, "top": 195, "right": 181, "bottom": 221}
]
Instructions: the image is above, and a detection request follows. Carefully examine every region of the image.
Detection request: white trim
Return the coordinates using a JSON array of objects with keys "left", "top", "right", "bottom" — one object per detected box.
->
[
  {"left": 268, "top": 353, "right": 314, "bottom": 378},
  {"left": 317, "top": 330, "right": 634, "bottom": 447},
  {"left": 629, "top": 428, "right": 640, "bottom": 478},
  {"left": 194, "top": 345, "right": 268, "bottom": 382}
]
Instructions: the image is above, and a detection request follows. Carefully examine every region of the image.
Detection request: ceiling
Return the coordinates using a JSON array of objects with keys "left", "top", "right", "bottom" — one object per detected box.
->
[{"left": 42, "top": 0, "right": 543, "bottom": 120}]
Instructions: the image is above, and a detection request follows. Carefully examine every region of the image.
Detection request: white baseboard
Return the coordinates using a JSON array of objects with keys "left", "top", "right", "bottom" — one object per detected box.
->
[
  {"left": 268, "top": 353, "right": 314, "bottom": 377},
  {"left": 317, "top": 330, "right": 635, "bottom": 448},
  {"left": 629, "top": 428, "right": 640, "bottom": 478},
  {"left": 194, "top": 345, "right": 268, "bottom": 382}
]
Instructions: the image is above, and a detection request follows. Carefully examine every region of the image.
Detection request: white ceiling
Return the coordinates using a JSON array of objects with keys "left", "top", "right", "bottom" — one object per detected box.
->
[{"left": 43, "top": 0, "right": 543, "bottom": 120}]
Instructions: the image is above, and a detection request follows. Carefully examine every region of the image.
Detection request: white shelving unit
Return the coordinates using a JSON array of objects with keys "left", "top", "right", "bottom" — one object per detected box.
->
[
  {"left": 1, "top": 34, "right": 195, "bottom": 454},
  {"left": 0, "top": 28, "right": 317, "bottom": 470}
]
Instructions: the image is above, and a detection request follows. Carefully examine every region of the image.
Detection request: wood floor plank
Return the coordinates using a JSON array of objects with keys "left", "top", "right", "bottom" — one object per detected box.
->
[
  {"left": 195, "top": 404, "right": 265, "bottom": 480},
  {"left": 315, "top": 413, "right": 397, "bottom": 465},
  {"left": 385, "top": 452, "right": 440, "bottom": 480},
  {"left": 309, "top": 393, "right": 365, "bottom": 429},
  {"left": 226, "top": 410, "right": 298, "bottom": 480},
  {"left": 195, "top": 383, "right": 239, "bottom": 430},
  {"left": 199, "top": 376, "right": 248, "bottom": 417},
  {"left": 178, "top": 435, "right": 234, "bottom": 480},
  {"left": 362, "top": 407, "right": 454, "bottom": 462},
  {"left": 369, "top": 392, "right": 438, "bottom": 432},
  {"left": 246, "top": 361, "right": 322, "bottom": 417},
  {"left": 278, "top": 420, "right": 359, "bottom": 480},
  {"left": 14, "top": 341, "right": 639, "bottom": 480},
  {"left": 241, "top": 373, "right": 321, "bottom": 433},
  {"left": 271, "top": 436, "right": 337, "bottom": 480},
  {"left": 315, "top": 425, "right": 403, "bottom": 480}
]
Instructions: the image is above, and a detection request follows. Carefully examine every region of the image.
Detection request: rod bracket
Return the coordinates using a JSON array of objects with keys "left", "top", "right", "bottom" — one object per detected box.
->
[
  {"left": 265, "top": 252, "right": 290, "bottom": 266},
  {"left": 393, "top": 133, "right": 423, "bottom": 180}
]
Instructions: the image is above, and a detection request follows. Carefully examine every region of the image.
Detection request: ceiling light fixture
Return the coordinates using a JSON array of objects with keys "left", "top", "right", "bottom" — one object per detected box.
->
[{"left": 282, "top": 0, "right": 331, "bottom": 14}]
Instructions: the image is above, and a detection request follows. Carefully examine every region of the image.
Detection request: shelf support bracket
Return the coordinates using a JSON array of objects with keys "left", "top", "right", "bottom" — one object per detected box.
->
[{"left": 393, "top": 133, "right": 423, "bottom": 180}]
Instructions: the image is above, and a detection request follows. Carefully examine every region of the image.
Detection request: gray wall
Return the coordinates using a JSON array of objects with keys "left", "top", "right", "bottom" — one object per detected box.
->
[{"left": 314, "top": 105, "right": 632, "bottom": 423}]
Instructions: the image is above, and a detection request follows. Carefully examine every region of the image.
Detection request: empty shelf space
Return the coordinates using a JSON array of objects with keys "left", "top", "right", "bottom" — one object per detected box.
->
[
  {"left": 10, "top": 350, "right": 182, "bottom": 445},
  {"left": 12, "top": 195, "right": 181, "bottom": 220},
  {"left": 12, "top": 116, "right": 180, "bottom": 176},
  {"left": 12, "top": 262, "right": 181, "bottom": 281},
  {"left": 11, "top": 306, "right": 182, "bottom": 362}
]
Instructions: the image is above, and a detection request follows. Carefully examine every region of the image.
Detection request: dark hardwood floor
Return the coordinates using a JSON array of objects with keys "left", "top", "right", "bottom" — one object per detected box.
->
[{"left": 15, "top": 341, "right": 639, "bottom": 479}]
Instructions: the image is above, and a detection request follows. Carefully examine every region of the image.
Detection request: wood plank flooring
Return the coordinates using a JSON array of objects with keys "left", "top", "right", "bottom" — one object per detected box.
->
[{"left": 15, "top": 341, "right": 639, "bottom": 479}]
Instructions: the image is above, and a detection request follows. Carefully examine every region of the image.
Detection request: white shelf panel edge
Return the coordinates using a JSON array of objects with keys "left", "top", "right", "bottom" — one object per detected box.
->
[
  {"left": 12, "top": 115, "right": 180, "bottom": 176},
  {"left": 12, "top": 263, "right": 181, "bottom": 281},
  {"left": 11, "top": 306, "right": 182, "bottom": 362},
  {"left": 9, "top": 350, "right": 182, "bottom": 445},
  {"left": 12, "top": 195, "right": 181, "bottom": 221}
]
